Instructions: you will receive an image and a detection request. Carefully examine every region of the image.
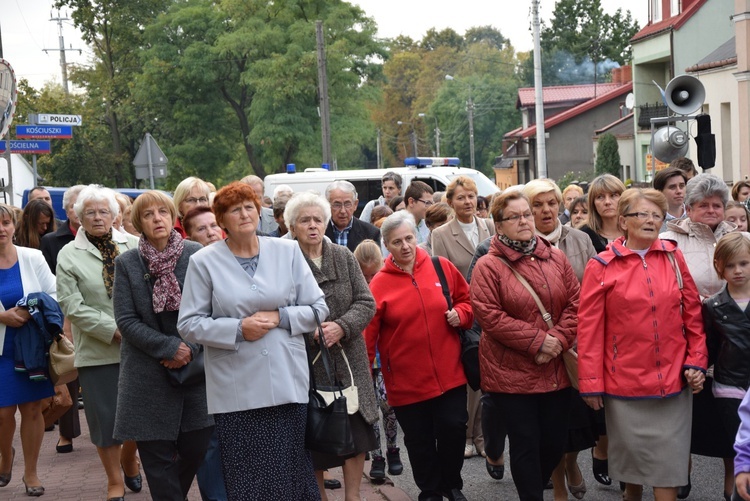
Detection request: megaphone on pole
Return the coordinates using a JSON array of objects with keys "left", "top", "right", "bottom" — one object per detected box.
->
[
  {"left": 665, "top": 75, "right": 705, "bottom": 115},
  {"left": 651, "top": 125, "right": 690, "bottom": 163}
]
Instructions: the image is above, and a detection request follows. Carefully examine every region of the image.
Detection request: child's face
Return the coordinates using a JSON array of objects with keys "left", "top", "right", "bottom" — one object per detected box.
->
[
  {"left": 722, "top": 249, "right": 750, "bottom": 289},
  {"left": 360, "top": 262, "right": 382, "bottom": 284},
  {"left": 726, "top": 207, "right": 748, "bottom": 232}
]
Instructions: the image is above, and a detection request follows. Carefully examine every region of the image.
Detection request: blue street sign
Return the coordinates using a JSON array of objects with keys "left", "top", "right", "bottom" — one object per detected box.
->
[
  {"left": 0, "top": 140, "right": 51, "bottom": 154},
  {"left": 16, "top": 124, "right": 73, "bottom": 139}
]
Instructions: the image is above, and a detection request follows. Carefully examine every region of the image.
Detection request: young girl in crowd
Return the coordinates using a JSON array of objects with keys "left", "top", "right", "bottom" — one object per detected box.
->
[
  {"left": 353, "top": 240, "right": 402, "bottom": 482},
  {"left": 705, "top": 233, "right": 750, "bottom": 501},
  {"left": 725, "top": 201, "right": 749, "bottom": 232}
]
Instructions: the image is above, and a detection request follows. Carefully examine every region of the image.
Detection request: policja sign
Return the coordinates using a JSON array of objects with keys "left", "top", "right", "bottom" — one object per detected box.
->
[{"left": 37, "top": 114, "right": 82, "bottom": 126}]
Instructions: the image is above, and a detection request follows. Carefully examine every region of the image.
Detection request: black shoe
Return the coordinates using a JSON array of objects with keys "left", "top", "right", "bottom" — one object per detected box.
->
[
  {"left": 676, "top": 474, "right": 691, "bottom": 499},
  {"left": 485, "top": 459, "right": 504, "bottom": 480},
  {"left": 324, "top": 478, "right": 341, "bottom": 490},
  {"left": 56, "top": 439, "right": 73, "bottom": 454},
  {"left": 370, "top": 456, "right": 386, "bottom": 480},
  {"left": 44, "top": 424, "right": 55, "bottom": 432},
  {"left": 591, "top": 448, "right": 612, "bottom": 486},
  {"left": 386, "top": 446, "right": 403, "bottom": 476},
  {"left": 442, "top": 488, "right": 468, "bottom": 501},
  {"left": 123, "top": 470, "right": 142, "bottom": 493},
  {"left": 0, "top": 447, "right": 15, "bottom": 487},
  {"left": 106, "top": 497, "right": 124, "bottom": 501}
]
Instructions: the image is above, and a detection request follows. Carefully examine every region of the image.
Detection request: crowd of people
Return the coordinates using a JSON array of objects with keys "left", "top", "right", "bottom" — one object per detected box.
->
[{"left": 3, "top": 157, "right": 750, "bottom": 501}]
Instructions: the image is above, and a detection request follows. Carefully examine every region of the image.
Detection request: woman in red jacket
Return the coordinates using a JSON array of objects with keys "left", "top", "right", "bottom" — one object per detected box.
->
[
  {"left": 578, "top": 188, "right": 707, "bottom": 501},
  {"left": 365, "top": 211, "right": 473, "bottom": 501},
  {"left": 470, "top": 190, "right": 580, "bottom": 501}
]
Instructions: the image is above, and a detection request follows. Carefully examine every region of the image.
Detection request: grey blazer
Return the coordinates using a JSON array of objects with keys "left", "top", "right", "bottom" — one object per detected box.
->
[
  {"left": 112, "top": 240, "right": 213, "bottom": 441},
  {"left": 431, "top": 216, "right": 495, "bottom": 279},
  {"left": 177, "top": 237, "right": 328, "bottom": 414}
]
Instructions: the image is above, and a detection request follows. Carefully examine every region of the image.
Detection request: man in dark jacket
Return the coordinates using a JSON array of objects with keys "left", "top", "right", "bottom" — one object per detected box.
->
[
  {"left": 40, "top": 185, "right": 85, "bottom": 273},
  {"left": 324, "top": 180, "right": 381, "bottom": 252}
]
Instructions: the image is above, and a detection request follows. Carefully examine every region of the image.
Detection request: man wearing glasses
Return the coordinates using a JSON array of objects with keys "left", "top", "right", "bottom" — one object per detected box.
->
[
  {"left": 404, "top": 181, "right": 435, "bottom": 245},
  {"left": 324, "top": 181, "right": 381, "bottom": 252}
]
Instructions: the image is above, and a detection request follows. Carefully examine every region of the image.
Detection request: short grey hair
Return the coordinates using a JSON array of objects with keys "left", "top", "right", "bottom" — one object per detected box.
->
[
  {"left": 284, "top": 191, "right": 331, "bottom": 230},
  {"left": 62, "top": 185, "right": 86, "bottom": 210},
  {"left": 74, "top": 185, "right": 120, "bottom": 220},
  {"left": 685, "top": 173, "right": 729, "bottom": 208},
  {"left": 325, "top": 180, "right": 358, "bottom": 201},
  {"left": 273, "top": 184, "right": 294, "bottom": 200},
  {"left": 381, "top": 211, "right": 417, "bottom": 245}
]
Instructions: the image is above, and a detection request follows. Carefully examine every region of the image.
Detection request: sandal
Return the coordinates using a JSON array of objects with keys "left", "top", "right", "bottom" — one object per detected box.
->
[
  {"left": 591, "top": 448, "right": 611, "bottom": 486},
  {"left": 566, "top": 464, "right": 587, "bottom": 500}
]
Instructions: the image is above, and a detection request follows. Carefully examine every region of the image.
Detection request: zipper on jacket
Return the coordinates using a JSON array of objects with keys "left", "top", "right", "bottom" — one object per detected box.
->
[
  {"left": 640, "top": 255, "right": 667, "bottom": 396},
  {"left": 412, "top": 271, "right": 446, "bottom": 395}
]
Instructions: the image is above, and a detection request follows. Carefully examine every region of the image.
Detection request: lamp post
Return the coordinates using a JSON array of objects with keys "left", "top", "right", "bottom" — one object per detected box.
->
[
  {"left": 418, "top": 113, "right": 440, "bottom": 156},
  {"left": 397, "top": 120, "right": 418, "bottom": 157},
  {"left": 445, "top": 75, "right": 475, "bottom": 169}
]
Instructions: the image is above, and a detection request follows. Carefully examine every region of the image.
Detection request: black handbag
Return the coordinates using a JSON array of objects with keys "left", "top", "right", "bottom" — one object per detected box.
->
[
  {"left": 431, "top": 257, "right": 481, "bottom": 391},
  {"left": 137, "top": 252, "right": 205, "bottom": 388},
  {"left": 303, "top": 306, "right": 356, "bottom": 456}
]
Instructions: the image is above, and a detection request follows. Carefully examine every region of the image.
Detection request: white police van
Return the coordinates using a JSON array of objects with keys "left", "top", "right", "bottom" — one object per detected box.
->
[{"left": 264, "top": 157, "right": 499, "bottom": 214}]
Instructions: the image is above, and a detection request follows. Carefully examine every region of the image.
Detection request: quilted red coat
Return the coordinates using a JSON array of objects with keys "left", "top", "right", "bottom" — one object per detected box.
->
[
  {"left": 364, "top": 247, "right": 473, "bottom": 407},
  {"left": 577, "top": 237, "right": 707, "bottom": 399},
  {"left": 470, "top": 236, "right": 580, "bottom": 394}
]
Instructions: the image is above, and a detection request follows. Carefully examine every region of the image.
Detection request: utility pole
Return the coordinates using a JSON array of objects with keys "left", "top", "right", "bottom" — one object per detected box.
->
[
  {"left": 467, "top": 88, "right": 475, "bottom": 169},
  {"left": 532, "top": 0, "right": 547, "bottom": 178},
  {"left": 0, "top": 24, "right": 14, "bottom": 205},
  {"left": 435, "top": 123, "right": 441, "bottom": 156},
  {"left": 376, "top": 128, "right": 382, "bottom": 169},
  {"left": 315, "top": 21, "right": 333, "bottom": 168},
  {"left": 44, "top": 11, "right": 81, "bottom": 95}
]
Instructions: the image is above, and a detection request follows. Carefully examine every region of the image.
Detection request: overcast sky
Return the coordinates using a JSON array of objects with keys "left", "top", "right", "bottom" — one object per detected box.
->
[{"left": 2, "top": 0, "right": 648, "bottom": 91}]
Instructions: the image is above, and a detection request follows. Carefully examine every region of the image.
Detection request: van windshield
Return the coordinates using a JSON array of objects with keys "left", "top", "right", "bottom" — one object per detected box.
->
[{"left": 447, "top": 172, "right": 500, "bottom": 197}]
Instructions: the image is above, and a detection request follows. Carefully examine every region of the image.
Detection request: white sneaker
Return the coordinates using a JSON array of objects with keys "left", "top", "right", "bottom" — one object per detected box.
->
[{"left": 464, "top": 444, "right": 475, "bottom": 458}]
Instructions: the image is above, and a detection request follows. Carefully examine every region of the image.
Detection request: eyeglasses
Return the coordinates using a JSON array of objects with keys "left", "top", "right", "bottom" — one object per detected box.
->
[
  {"left": 331, "top": 201, "right": 355, "bottom": 211},
  {"left": 185, "top": 197, "right": 209, "bottom": 205},
  {"left": 623, "top": 212, "right": 665, "bottom": 222},
  {"left": 501, "top": 212, "right": 532, "bottom": 223},
  {"left": 83, "top": 209, "right": 112, "bottom": 219},
  {"left": 416, "top": 199, "right": 434, "bottom": 207}
]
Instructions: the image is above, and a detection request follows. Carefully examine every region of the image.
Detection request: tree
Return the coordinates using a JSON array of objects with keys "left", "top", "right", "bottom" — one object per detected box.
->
[{"left": 595, "top": 133, "right": 621, "bottom": 177}]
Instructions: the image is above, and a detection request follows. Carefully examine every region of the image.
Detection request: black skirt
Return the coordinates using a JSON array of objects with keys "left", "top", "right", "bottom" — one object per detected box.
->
[{"left": 690, "top": 379, "right": 735, "bottom": 458}]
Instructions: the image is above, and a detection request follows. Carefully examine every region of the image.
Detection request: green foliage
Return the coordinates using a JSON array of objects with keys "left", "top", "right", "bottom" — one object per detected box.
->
[
  {"left": 595, "top": 133, "right": 621, "bottom": 177},
  {"left": 556, "top": 169, "right": 597, "bottom": 192}
]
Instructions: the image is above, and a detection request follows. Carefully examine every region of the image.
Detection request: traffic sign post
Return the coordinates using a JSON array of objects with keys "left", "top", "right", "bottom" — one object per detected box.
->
[
  {"left": 16, "top": 125, "right": 73, "bottom": 139},
  {"left": 133, "top": 133, "right": 168, "bottom": 189},
  {"left": 37, "top": 114, "right": 82, "bottom": 126}
]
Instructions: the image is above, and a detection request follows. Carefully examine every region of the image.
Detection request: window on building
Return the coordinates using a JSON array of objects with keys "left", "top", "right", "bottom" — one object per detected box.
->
[
  {"left": 671, "top": 0, "right": 680, "bottom": 17},
  {"left": 651, "top": 0, "right": 663, "bottom": 22}
]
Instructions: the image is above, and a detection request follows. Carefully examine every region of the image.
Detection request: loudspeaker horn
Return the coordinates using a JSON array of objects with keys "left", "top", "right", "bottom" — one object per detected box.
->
[
  {"left": 665, "top": 75, "right": 705, "bottom": 115},
  {"left": 651, "top": 125, "right": 689, "bottom": 163}
]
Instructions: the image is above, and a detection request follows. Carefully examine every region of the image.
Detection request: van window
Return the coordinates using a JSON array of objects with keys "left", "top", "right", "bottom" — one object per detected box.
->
[
  {"left": 349, "top": 179, "right": 383, "bottom": 216},
  {"left": 411, "top": 177, "right": 446, "bottom": 195}
]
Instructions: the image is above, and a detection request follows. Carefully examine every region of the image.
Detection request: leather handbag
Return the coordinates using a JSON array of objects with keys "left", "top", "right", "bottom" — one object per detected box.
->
[
  {"left": 496, "top": 256, "right": 579, "bottom": 390},
  {"left": 42, "top": 384, "right": 73, "bottom": 429},
  {"left": 431, "top": 257, "right": 481, "bottom": 391},
  {"left": 312, "top": 350, "right": 359, "bottom": 414},
  {"left": 48, "top": 334, "right": 77, "bottom": 386},
  {"left": 304, "top": 306, "right": 356, "bottom": 456}
]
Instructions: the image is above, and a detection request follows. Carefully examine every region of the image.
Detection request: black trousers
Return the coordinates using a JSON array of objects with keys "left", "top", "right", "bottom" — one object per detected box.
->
[
  {"left": 489, "top": 388, "right": 572, "bottom": 501},
  {"left": 481, "top": 392, "right": 506, "bottom": 462},
  {"left": 137, "top": 426, "right": 214, "bottom": 501},
  {"left": 58, "top": 378, "right": 81, "bottom": 439},
  {"left": 393, "top": 385, "right": 467, "bottom": 501}
]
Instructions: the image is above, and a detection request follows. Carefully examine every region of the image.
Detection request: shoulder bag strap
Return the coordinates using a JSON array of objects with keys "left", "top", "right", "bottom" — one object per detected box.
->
[
  {"left": 666, "top": 251, "right": 683, "bottom": 290},
  {"left": 496, "top": 256, "right": 554, "bottom": 330},
  {"left": 303, "top": 305, "right": 340, "bottom": 392},
  {"left": 431, "top": 256, "right": 453, "bottom": 310}
]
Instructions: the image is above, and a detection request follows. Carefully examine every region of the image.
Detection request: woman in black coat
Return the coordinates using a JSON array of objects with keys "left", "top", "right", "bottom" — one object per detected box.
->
[{"left": 113, "top": 191, "right": 213, "bottom": 501}]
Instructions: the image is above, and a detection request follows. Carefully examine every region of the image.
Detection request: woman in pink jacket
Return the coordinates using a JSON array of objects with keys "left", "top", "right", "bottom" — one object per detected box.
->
[{"left": 578, "top": 188, "right": 707, "bottom": 501}]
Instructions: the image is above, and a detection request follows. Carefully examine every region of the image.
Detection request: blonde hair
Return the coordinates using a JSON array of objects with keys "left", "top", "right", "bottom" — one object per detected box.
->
[
  {"left": 714, "top": 232, "right": 750, "bottom": 278},
  {"left": 617, "top": 188, "right": 667, "bottom": 237},
  {"left": 445, "top": 176, "right": 478, "bottom": 202},
  {"left": 130, "top": 191, "right": 177, "bottom": 234},
  {"left": 587, "top": 174, "right": 626, "bottom": 235},
  {"left": 523, "top": 179, "right": 562, "bottom": 205},
  {"left": 353, "top": 239, "right": 383, "bottom": 269},
  {"left": 562, "top": 184, "right": 583, "bottom": 200},
  {"left": 173, "top": 177, "right": 210, "bottom": 217}
]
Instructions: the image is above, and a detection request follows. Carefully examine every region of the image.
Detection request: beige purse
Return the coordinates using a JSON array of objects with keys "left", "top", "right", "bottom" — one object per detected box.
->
[
  {"left": 312, "top": 349, "right": 359, "bottom": 414},
  {"left": 496, "top": 256, "right": 579, "bottom": 389},
  {"left": 49, "top": 334, "right": 77, "bottom": 386}
]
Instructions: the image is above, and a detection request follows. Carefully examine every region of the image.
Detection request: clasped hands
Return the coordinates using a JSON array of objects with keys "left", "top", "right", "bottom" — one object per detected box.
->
[
  {"left": 684, "top": 368, "right": 705, "bottom": 393},
  {"left": 314, "top": 321, "right": 345, "bottom": 349},
  {"left": 535, "top": 333, "right": 563, "bottom": 365},
  {"left": 161, "top": 342, "right": 193, "bottom": 369},
  {"left": 241, "top": 310, "right": 280, "bottom": 342}
]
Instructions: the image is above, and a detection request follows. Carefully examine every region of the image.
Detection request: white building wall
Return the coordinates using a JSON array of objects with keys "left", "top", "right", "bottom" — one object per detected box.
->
[{"left": 0, "top": 154, "right": 36, "bottom": 207}]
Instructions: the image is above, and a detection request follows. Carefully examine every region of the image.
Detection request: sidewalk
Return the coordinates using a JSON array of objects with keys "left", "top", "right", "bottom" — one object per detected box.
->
[{"left": 3, "top": 409, "right": 412, "bottom": 500}]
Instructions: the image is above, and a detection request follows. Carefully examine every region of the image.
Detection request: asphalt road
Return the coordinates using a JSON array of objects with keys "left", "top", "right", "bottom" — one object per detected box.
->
[{"left": 385, "top": 434, "right": 731, "bottom": 500}]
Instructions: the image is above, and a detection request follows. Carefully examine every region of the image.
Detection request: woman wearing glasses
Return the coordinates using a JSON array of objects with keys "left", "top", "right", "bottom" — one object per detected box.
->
[
  {"left": 471, "top": 190, "right": 579, "bottom": 500},
  {"left": 56, "top": 185, "right": 141, "bottom": 501},
  {"left": 578, "top": 188, "right": 707, "bottom": 501},
  {"left": 172, "top": 177, "right": 211, "bottom": 238}
]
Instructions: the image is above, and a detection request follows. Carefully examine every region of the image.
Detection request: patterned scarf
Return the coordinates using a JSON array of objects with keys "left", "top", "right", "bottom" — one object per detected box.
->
[
  {"left": 87, "top": 229, "right": 119, "bottom": 298},
  {"left": 139, "top": 229, "right": 185, "bottom": 313},
  {"left": 498, "top": 233, "right": 537, "bottom": 255}
]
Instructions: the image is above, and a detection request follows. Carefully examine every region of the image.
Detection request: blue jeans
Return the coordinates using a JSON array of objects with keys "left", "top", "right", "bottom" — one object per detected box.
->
[{"left": 197, "top": 427, "right": 228, "bottom": 501}]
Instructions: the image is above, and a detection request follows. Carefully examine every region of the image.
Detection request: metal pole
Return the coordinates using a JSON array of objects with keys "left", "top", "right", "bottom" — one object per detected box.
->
[
  {"left": 32, "top": 155, "right": 37, "bottom": 185},
  {"left": 434, "top": 119, "right": 441, "bottom": 156},
  {"left": 146, "top": 133, "right": 155, "bottom": 189},
  {"left": 532, "top": 0, "right": 547, "bottom": 178},
  {"left": 468, "top": 87, "right": 475, "bottom": 169},
  {"left": 315, "top": 21, "right": 332, "bottom": 166},
  {"left": 376, "top": 128, "right": 382, "bottom": 169},
  {"left": 410, "top": 128, "right": 418, "bottom": 157}
]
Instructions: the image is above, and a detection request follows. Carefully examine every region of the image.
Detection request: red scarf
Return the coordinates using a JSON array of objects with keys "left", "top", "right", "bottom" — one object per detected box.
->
[{"left": 139, "top": 229, "right": 185, "bottom": 313}]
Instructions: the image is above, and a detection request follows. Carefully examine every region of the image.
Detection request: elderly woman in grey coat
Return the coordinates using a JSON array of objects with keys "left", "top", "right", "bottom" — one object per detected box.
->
[
  {"left": 286, "top": 191, "right": 378, "bottom": 501},
  {"left": 113, "top": 191, "right": 213, "bottom": 501}
]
